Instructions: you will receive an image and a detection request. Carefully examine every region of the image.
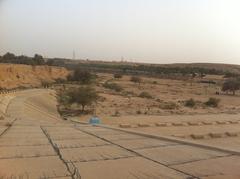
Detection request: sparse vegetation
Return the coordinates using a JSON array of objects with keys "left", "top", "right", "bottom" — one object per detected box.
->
[
  {"left": 114, "top": 73, "right": 123, "bottom": 79},
  {"left": 185, "top": 98, "right": 196, "bottom": 108},
  {"left": 160, "top": 102, "right": 178, "bottom": 110},
  {"left": 139, "top": 91, "right": 153, "bottom": 99},
  {"left": 205, "top": 98, "right": 220, "bottom": 107},
  {"left": 103, "top": 82, "right": 123, "bottom": 92}
]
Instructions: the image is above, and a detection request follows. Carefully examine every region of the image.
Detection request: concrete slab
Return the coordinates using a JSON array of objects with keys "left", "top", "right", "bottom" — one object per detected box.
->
[
  {"left": 72, "top": 157, "right": 190, "bottom": 179},
  {"left": 0, "top": 145, "right": 56, "bottom": 159},
  {"left": 0, "top": 138, "right": 49, "bottom": 147},
  {"left": 48, "top": 133, "right": 93, "bottom": 140},
  {"left": 60, "top": 145, "right": 136, "bottom": 162},
  {"left": 78, "top": 128, "right": 125, "bottom": 136},
  {"left": 115, "top": 138, "right": 177, "bottom": 150},
  {"left": 173, "top": 156, "right": 240, "bottom": 178},
  {"left": 0, "top": 156, "right": 71, "bottom": 178},
  {"left": 136, "top": 145, "right": 228, "bottom": 166},
  {"left": 2, "top": 132, "right": 46, "bottom": 138},
  {"left": 53, "top": 138, "right": 110, "bottom": 149},
  {"left": 101, "top": 133, "right": 145, "bottom": 141},
  {"left": 196, "top": 137, "right": 240, "bottom": 152}
]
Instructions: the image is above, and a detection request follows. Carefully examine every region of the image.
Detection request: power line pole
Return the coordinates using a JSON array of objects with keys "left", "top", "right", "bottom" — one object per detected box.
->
[{"left": 72, "top": 50, "right": 76, "bottom": 60}]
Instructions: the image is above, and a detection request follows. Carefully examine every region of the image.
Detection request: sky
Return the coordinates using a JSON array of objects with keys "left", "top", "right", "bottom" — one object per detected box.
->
[{"left": 0, "top": 0, "right": 240, "bottom": 64}]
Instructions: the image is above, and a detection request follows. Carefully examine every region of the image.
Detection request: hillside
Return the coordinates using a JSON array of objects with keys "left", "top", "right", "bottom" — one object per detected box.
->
[{"left": 0, "top": 64, "right": 69, "bottom": 89}]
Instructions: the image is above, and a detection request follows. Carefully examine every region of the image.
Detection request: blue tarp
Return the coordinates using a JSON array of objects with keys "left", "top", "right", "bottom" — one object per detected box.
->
[{"left": 89, "top": 117, "right": 101, "bottom": 124}]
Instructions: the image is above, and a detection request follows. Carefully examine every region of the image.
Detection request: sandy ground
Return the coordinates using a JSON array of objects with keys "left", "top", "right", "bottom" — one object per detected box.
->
[{"left": 58, "top": 73, "right": 240, "bottom": 124}]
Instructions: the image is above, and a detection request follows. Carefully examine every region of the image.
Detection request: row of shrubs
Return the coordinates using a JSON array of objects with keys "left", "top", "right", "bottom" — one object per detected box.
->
[{"left": 185, "top": 98, "right": 220, "bottom": 108}]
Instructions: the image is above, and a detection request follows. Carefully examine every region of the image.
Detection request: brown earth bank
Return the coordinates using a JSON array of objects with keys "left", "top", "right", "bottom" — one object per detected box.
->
[{"left": 0, "top": 64, "right": 69, "bottom": 89}]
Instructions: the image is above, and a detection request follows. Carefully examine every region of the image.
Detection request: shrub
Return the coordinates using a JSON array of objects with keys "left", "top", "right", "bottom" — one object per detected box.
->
[
  {"left": 130, "top": 76, "right": 142, "bottom": 84},
  {"left": 103, "top": 82, "right": 123, "bottom": 92},
  {"left": 160, "top": 102, "right": 178, "bottom": 110},
  {"left": 136, "top": 110, "right": 142, "bottom": 114},
  {"left": 114, "top": 73, "right": 123, "bottom": 79},
  {"left": 139, "top": 91, "right": 152, "bottom": 99},
  {"left": 185, "top": 98, "right": 196, "bottom": 108},
  {"left": 205, "top": 98, "right": 220, "bottom": 107}
]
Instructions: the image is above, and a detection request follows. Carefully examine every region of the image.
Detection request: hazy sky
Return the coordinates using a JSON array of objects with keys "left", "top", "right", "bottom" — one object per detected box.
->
[{"left": 1, "top": 0, "right": 240, "bottom": 64}]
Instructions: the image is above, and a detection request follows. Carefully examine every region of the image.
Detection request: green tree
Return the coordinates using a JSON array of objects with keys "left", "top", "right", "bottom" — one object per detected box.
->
[
  {"left": 68, "top": 69, "right": 95, "bottom": 84},
  {"left": 222, "top": 78, "right": 240, "bottom": 95},
  {"left": 67, "top": 87, "right": 98, "bottom": 111},
  {"left": 33, "top": 54, "right": 45, "bottom": 65}
]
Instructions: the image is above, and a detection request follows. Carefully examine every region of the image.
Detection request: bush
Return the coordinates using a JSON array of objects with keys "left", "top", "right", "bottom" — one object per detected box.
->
[
  {"left": 160, "top": 102, "right": 178, "bottom": 110},
  {"left": 114, "top": 73, "right": 123, "bottom": 79},
  {"left": 205, "top": 98, "right": 220, "bottom": 107},
  {"left": 103, "top": 82, "right": 123, "bottom": 92},
  {"left": 185, "top": 98, "right": 196, "bottom": 108},
  {"left": 139, "top": 91, "right": 152, "bottom": 99},
  {"left": 130, "top": 76, "right": 142, "bottom": 84}
]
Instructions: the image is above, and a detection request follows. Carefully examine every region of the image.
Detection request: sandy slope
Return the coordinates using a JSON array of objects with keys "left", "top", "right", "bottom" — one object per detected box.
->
[{"left": 0, "top": 64, "right": 69, "bottom": 89}]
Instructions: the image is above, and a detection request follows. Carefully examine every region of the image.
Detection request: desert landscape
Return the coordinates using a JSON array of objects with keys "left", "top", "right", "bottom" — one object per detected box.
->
[
  {"left": 1, "top": 0, "right": 240, "bottom": 178},
  {"left": 0, "top": 60, "right": 239, "bottom": 178}
]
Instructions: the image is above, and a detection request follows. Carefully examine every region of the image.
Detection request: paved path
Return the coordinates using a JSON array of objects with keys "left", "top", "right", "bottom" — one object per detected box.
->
[{"left": 0, "top": 89, "right": 240, "bottom": 179}]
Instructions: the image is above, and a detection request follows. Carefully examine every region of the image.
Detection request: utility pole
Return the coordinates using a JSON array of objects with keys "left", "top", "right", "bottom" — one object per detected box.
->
[{"left": 72, "top": 50, "right": 76, "bottom": 60}]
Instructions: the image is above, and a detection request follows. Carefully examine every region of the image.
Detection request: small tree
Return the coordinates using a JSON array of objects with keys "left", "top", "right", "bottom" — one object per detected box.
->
[
  {"left": 41, "top": 81, "right": 51, "bottom": 88},
  {"left": 33, "top": 54, "right": 45, "bottom": 65},
  {"left": 67, "top": 87, "right": 98, "bottom": 111},
  {"left": 222, "top": 78, "right": 240, "bottom": 95},
  {"left": 67, "top": 69, "right": 95, "bottom": 84}
]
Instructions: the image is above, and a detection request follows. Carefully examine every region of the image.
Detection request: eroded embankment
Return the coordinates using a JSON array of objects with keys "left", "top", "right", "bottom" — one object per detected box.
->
[{"left": 0, "top": 64, "right": 69, "bottom": 89}]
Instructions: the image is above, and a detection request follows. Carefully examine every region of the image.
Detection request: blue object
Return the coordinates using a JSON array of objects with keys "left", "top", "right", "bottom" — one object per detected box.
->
[{"left": 89, "top": 117, "right": 101, "bottom": 124}]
